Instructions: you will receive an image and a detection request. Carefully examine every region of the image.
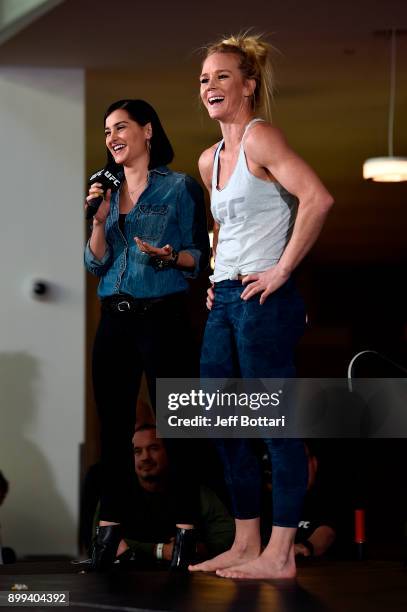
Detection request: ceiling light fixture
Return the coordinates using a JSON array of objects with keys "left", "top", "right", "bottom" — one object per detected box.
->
[{"left": 363, "top": 28, "right": 407, "bottom": 182}]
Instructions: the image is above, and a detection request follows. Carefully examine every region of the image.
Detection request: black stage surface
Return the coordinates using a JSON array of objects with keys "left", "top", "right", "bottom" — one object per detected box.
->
[{"left": 1, "top": 560, "right": 407, "bottom": 612}]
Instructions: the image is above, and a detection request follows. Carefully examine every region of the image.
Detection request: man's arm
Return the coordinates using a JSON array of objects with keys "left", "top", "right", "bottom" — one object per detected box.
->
[
  {"left": 123, "top": 538, "right": 174, "bottom": 562},
  {"left": 295, "top": 525, "right": 336, "bottom": 557},
  {"left": 199, "top": 485, "right": 235, "bottom": 557}
]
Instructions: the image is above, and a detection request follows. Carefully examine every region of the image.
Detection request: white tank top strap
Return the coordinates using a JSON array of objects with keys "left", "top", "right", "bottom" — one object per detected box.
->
[
  {"left": 211, "top": 140, "right": 225, "bottom": 192},
  {"left": 238, "top": 118, "right": 266, "bottom": 176},
  {"left": 242, "top": 117, "right": 265, "bottom": 142}
]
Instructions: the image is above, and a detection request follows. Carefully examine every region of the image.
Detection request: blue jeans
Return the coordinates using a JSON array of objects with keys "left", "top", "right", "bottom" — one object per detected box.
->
[{"left": 200, "top": 279, "right": 307, "bottom": 527}]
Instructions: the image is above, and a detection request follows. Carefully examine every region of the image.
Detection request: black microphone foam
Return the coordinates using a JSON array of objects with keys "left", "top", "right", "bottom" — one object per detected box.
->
[{"left": 86, "top": 163, "right": 122, "bottom": 220}]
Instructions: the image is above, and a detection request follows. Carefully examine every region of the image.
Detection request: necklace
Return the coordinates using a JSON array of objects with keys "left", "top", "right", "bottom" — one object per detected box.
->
[{"left": 127, "top": 176, "right": 148, "bottom": 196}]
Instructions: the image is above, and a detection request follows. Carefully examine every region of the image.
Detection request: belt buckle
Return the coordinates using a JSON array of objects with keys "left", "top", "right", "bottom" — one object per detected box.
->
[{"left": 117, "top": 300, "right": 131, "bottom": 312}]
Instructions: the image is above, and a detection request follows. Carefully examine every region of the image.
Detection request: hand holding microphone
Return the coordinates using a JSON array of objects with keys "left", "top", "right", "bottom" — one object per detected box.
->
[
  {"left": 86, "top": 183, "right": 111, "bottom": 225},
  {"left": 86, "top": 180, "right": 114, "bottom": 262},
  {"left": 85, "top": 163, "right": 122, "bottom": 220}
]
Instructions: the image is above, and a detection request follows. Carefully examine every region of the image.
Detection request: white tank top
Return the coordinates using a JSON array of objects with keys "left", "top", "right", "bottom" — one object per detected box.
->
[{"left": 210, "top": 118, "right": 298, "bottom": 282}]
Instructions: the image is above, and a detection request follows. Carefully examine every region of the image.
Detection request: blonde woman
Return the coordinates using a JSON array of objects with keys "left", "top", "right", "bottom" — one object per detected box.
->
[{"left": 190, "top": 34, "right": 334, "bottom": 579}]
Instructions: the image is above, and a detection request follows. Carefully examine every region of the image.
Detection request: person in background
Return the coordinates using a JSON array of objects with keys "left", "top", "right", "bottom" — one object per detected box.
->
[
  {"left": 89, "top": 425, "right": 234, "bottom": 566},
  {"left": 260, "top": 442, "right": 337, "bottom": 558}
]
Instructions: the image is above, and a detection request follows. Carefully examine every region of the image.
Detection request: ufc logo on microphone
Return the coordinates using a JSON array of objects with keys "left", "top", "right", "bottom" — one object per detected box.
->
[
  {"left": 216, "top": 197, "right": 246, "bottom": 224},
  {"left": 104, "top": 171, "right": 121, "bottom": 187}
]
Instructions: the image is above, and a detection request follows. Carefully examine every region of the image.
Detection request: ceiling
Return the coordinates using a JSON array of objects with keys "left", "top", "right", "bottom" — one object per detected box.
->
[
  {"left": 0, "top": 0, "right": 64, "bottom": 45},
  {"left": 1, "top": 0, "right": 406, "bottom": 263}
]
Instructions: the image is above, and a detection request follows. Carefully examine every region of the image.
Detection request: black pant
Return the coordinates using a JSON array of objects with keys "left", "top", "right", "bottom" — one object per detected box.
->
[{"left": 92, "top": 293, "right": 199, "bottom": 524}]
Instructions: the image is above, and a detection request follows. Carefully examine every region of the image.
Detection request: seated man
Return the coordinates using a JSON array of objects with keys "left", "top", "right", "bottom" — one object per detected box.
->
[
  {"left": 93, "top": 424, "right": 234, "bottom": 566},
  {"left": 260, "top": 442, "right": 339, "bottom": 558},
  {"left": 292, "top": 443, "right": 337, "bottom": 558}
]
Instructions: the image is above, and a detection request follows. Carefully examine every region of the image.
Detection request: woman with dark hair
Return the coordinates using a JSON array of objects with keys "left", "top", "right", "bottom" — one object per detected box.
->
[{"left": 84, "top": 99, "right": 209, "bottom": 571}]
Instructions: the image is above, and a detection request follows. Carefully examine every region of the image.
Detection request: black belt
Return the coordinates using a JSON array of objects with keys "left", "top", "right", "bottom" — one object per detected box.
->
[{"left": 101, "top": 293, "right": 185, "bottom": 314}]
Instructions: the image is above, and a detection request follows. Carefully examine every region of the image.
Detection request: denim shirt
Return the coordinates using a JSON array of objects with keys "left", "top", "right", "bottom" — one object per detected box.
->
[{"left": 84, "top": 166, "right": 209, "bottom": 299}]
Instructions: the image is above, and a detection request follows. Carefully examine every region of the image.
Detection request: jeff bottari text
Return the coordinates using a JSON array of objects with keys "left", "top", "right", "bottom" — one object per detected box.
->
[{"left": 167, "top": 415, "right": 285, "bottom": 428}]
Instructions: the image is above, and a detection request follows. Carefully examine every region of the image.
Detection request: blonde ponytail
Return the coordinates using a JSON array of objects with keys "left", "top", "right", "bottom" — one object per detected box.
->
[{"left": 205, "top": 32, "right": 275, "bottom": 121}]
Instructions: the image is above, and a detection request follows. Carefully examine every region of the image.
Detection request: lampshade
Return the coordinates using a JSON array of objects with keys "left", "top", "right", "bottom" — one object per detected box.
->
[
  {"left": 363, "top": 29, "right": 407, "bottom": 183},
  {"left": 363, "top": 156, "right": 407, "bottom": 182}
]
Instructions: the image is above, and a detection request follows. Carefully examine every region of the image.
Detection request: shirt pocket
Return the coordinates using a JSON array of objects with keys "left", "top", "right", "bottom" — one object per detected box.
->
[{"left": 134, "top": 203, "right": 169, "bottom": 240}]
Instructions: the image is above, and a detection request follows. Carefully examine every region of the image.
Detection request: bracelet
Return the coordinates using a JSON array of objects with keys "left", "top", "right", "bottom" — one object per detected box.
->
[
  {"left": 155, "top": 542, "right": 164, "bottom": 560},
  {"left": 171, "top": 248, "right": 179, "bottom": 265},
  {"left": 152, "top": 248, "right": 179, "bottom": 270}
]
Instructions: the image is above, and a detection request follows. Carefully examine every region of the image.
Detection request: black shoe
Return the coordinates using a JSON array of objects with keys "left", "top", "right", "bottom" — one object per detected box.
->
[
  {"left": 170, "top": 527, "right": 197, "bottom": 571},
  {"left": 89, "top": 524, "right": 122, "bottom": 571}
]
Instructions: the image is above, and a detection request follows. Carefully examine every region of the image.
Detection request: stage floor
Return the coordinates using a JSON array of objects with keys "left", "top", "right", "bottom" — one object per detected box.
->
[{"left": 1, "top": 559, "right": 406, "bottom": 611}]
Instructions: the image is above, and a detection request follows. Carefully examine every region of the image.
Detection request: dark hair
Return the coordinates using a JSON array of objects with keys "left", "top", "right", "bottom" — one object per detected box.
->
[{"left": 103, "top": 99, "right": 174, "bottom": 169}]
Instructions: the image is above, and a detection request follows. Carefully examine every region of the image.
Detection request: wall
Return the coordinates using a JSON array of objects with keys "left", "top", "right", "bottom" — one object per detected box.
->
[{"left": 0, "top": 67, "right": 84, "bottom": 557}]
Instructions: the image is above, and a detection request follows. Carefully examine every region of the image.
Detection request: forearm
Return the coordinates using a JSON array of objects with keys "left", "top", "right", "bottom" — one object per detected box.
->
[
  {"left": 176, "top": 250, "right": 195, "bottom": 269},
  {"left": 125, "top": 539, "right": 156, "bottom": 560},
  {"left": 307, "top": 526, "right": 336, "bottom": 556},
  {"left": 277, "top": 198, "right": 333, "bottom": 276},
  {"left": 200, "top": 486, "right": 235, "bottom": 556},
  {"left": 89, "top": 219, "right": 108, "bottom": 261}
]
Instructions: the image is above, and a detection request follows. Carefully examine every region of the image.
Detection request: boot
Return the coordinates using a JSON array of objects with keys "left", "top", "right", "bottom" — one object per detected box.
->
[
  {"left": 170, "top": 527, "right": 197, "bottom": 571},
  {"left": 89, "top": 524, "right": 122, "bottom": 571}
]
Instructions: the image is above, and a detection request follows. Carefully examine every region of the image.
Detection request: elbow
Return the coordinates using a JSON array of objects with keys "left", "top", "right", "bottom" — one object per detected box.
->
[
  {"left": 319, "top": 188, "right": 334, "bottom": 213},
  {"left": 324, "top": 193, "right": 335, "bottom": 212},
  {"left": 181, "top": 249, "right": 201, "bottom": 279},
  {"left": 299, "top": 189, "right": 334, "bottom": 216},
  {"left": 313, "top": 192, "right": 334, "bottom": 216},
  {"left": 85, "top": 266, "right": 105, "bottom": 278}
]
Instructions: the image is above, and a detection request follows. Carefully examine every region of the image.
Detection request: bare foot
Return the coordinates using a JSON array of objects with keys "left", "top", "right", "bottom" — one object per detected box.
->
[
  {"left": 189, "top": 545, "right": 260, "bottom": 573},
  {"left": 216, "top": 551, "right": 296, "bottom": 580}
]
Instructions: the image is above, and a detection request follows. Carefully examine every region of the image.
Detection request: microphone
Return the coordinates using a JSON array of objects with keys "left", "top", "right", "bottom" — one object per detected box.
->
[{"left": 86, "top": 163, "right": 122, "bottom": 220}]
